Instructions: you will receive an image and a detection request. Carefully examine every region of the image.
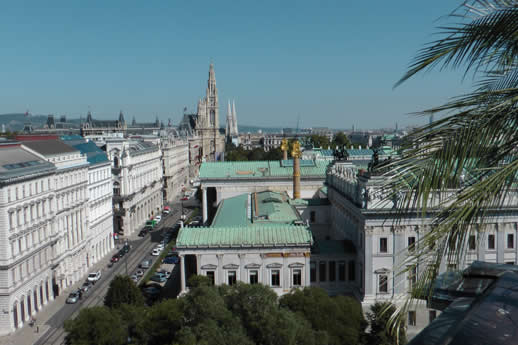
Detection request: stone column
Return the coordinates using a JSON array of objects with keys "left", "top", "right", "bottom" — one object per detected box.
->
[
  {"left": 497, "top": 223, "right": 504, "bottom": 264},
  {"left": 202, "top": 188, "right": 208, "bottom": 223},
  {"left": 217, "top": 254, "right": 224, "bottom": 285},
  {"left": 304, "top": 253, "right": 311, "bottom": 287},
  {"left": 364, "top": 229, "right": 373, "bottom": 296},
  {"left": 180, "top": 254, "right": 186, "bottom": 293}
]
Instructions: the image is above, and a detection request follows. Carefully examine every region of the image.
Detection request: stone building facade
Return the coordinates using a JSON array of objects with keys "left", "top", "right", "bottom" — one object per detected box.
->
[
  {"left": 325, "top": 161, "right": 518, "bottom": 336},
  {"left": 160, "top": 137, "right": 189, "bottom": 203},
  {"left": 106, "top": 139, "right": 163, "bottom": 236}
]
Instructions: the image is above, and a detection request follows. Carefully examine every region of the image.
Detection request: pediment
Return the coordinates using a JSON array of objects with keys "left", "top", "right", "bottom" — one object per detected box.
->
[
  {"left": 288, "top": 262, "right": 305, "bottom": 268},
  {"left": 245, "top": 263, "right": 261, "bottom": 269},
  {"left": 374, "top": 268, "right": 391, "bottom": 274},
  {"left": 201, "top": 264, "right": 217, "bottom": 270},
  {"left": 266, "top": 263, "right": 283, "bottom": 269},
  {"left": 223, "top": 264, "right": 239, "bottom": 269}
]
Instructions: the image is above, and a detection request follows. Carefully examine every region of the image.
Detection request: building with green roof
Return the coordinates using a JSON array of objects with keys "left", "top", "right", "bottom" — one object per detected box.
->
[
  {"left": 176, "top": 191, "right": 313, "bottom": 296},
  {"left": 198, "top": 159, "right": 329, "bottom": 223}
]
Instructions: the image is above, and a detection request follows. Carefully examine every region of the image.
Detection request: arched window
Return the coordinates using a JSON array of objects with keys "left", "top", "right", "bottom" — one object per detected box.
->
[
  {"left": 113, "top": 156, "right": 120, "bottom": 168},
  {"left": 210, "top": 110, "right": 215, "bottom": 126},
  {"left": 113, "top": 182, "right": 120, "bottom": 196}
]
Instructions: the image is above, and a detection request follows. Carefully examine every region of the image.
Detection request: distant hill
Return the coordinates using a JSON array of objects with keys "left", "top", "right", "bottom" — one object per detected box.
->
[
  {"left": 238, "top": 125, "right": 284, "bottom": 134},
  {"left": 0, "top": 113, "right": 81, "bottom": 131}
]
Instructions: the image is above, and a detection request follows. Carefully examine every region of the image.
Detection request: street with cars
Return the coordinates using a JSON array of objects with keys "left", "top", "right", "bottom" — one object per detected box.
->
[{"left": 33, "top": 196, "right": 198, "bottom": 345}]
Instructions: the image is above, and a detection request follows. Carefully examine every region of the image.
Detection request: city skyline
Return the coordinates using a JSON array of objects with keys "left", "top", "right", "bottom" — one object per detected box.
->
[{"left": 1, "top": 1, "right": 469, "bottom": 129}]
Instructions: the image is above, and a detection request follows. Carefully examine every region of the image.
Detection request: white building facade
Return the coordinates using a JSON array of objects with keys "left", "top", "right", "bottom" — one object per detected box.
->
[
  {"left": 161, "top": 137, "right": 189, "bottom": 203},
  {"left": 106, "top": 140, "right": 163, "bottom": 236},
  {"left": 325, "top": 161, "right": 518, "bottom": 335}
]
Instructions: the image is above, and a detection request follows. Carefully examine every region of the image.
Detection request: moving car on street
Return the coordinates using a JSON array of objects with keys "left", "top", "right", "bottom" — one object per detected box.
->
[
  {"left": 87, "top": 271, "right": 102, "bottom": 282},
  {"left": 66, "top": 291, "right": 80, "bottom": 304}
]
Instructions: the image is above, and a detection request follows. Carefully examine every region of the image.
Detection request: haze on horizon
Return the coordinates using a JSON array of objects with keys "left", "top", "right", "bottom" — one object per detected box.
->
[{"left": 1, "top": 1, "right": 469, "bottom": 130}]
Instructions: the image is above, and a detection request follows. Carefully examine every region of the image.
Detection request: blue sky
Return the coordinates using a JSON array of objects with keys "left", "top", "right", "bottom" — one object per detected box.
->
[{"left": 0, "top": 1, "right": 471, "bottom": 129}]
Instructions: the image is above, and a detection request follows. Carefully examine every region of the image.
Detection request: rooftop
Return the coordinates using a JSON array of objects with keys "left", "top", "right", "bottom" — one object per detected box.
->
[
  {"left": 0, "top": 143, "right": 56, "bottom": 182},
  {"left": 179, "top": 191, "right": 312, "bottom": 248},
  {"left": 199, "top": 160, "right": 329, "bottom": 180},
  {"left": 22, "top": 139, "right": 78, "bottom": 156},
  {"left": 176, "top": 225, "right": 312, "bottom": 248},
  {"left": 60, "top": 137, "right": 110, "bottom": 165}
]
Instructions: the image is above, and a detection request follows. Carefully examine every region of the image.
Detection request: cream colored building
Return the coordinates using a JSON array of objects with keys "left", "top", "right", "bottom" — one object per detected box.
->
[
  {"left": 106, "top": 139, "right": 163, "bottom": 236},
  {"left": 160, "top": 136, "right": 189, "bottom": 202}
]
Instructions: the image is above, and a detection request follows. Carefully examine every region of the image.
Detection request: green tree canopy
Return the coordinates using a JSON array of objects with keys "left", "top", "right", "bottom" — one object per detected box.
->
[
  {"left": 64, "top": 306, "right": 128, "bottom": 345},
  {"left": 332, "top": 132, "right": 351, "bottom": 148},
  {"left": 309, "top": 135, "right": 330, "bottom": 149},
  {"left": 104, "top": 275, "right": 144, "bottom": 309},
  {"left": 279, "top": 287, "right": 366, "bottom": 345}
]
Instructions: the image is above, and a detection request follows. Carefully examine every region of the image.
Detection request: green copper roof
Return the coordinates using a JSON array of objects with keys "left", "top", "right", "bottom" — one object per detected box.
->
[
  {"left": 254, "top": 191, "right": 300, "bottom": 223},
  {"left": 211, "top": 194, "right": 251, "bottom": 227},
  {"left": 199, "top": 160, "right": 329, "bottom": 179},
  {"left": 176, "top": 225, "right": 313, "bottom": 248}
]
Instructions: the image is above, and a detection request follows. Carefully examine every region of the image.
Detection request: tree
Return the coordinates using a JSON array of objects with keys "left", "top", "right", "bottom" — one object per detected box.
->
[
  {"left": 331, "top": 132, "right": 351, "bottom": 149},
  {"left": 309, "top": 135, "right": 330, "bottom": 149},
  {"left": 145, "top": 299, "right": 183, "bottom": 345},
  {"left": 365, "top": 302, "right": 406, "bottom": 345},
  {"left": 388, "top": 0, "right": 518, "bottom": 334},
  {"left": 64, "top": 306, "right": 127, "bottom": 345},
  {"left": 279, "top": 287, "right": 366, "bottom": 345},
  {"left": 104, "top": 275, "right": 144, "bottom": 309}
]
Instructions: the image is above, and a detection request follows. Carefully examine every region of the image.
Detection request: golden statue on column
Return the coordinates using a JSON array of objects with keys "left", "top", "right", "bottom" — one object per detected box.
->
[
  {"left": 292, "top": 141, "right": 301, "bottom": 199},
  {"left": 281, "top": 138, "right": 288, "bottom": 161}
]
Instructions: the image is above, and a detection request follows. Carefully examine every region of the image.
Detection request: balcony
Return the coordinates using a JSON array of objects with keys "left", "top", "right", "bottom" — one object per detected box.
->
[{"left": 112, "top": 167, "right": 121, "bottom": 175}]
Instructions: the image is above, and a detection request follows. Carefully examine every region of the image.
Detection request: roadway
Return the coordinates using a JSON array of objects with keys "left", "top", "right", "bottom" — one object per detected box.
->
[{"left": 34, "top": 198, "right": 197, "bottom": 345}]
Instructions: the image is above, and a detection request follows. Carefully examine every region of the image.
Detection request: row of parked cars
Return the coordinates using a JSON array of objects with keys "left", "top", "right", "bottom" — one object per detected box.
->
[
  {"left": 110, "top": 243, "right": 131, "bottom": 265},
  {"left": 66, "top": 270, "right": 102, "bottom": 304}
]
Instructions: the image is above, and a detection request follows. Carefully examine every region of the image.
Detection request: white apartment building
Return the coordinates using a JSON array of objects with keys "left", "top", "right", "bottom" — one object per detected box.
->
[
  {"left": 0, "top": 142, "right": 58, "bottom": 334},
  {"left": 161, "top": 136, "right": 189, "bottom": 203},
  {"left": 22, "top": 140, "right": 90, "bottom": 293},
  {"left": 106, "top": 139, "right": 163, "bottom": 236},
  {"left": 61, "top": 137, "right": 114, "bottom": 267}
]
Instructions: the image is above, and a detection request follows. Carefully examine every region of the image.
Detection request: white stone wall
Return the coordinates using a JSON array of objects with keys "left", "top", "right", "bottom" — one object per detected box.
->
[
  {"left": 162, "top": 138, "right": 189, "bottom": 202},
  {"left": 86, "top": 162, "right": 114, "bottom": 266},
  {"left": 178, "top": 247, "right": 311, "bottom": 296},
  {"left": 0, "top": 172, "right": 56, "bottom": 335}
]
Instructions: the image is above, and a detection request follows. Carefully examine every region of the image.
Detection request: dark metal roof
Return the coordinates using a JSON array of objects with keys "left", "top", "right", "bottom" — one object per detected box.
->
[
  {"left": 23, "top": 139, "right": 78, "bottom": 155},
  {"left": 410, "top": 261, "right": 518, "bottom": 345}
]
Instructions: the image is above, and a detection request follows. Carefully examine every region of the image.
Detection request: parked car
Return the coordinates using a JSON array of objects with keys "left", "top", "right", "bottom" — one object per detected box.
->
[
  {"left": 163, "top": 209, "right": 170, "bottom": 215},
  {"left": 140, "top": 259, "right": 152, "bottom": 269},
  {"left": 157, "top": 243, "right": 164, "bottom": 250},
  {"left": 66, "top": 291, "right": 80, "bottom": 304},
  {"left": 181, "top": 196, "right": 189, "bottom": 201},
  {"left": 163, "top": 256, "right": 179, "bottom": 264},
  {"left": 150, "top": 274, "right": 167, "bottom": 283},
  {"left": 111, "top": 254, "right": 120, "bottom": 263},
  {"left": 87, "top": 271, "right": 102, "bottom": 282},
  {"left": 151, "top": 248, "right": 161, "bottom": 256},
  {"left": 146, "top": 220, "right": 157, "bottom": 228},
  {"left": 157, "top": 270, "right": 171, "bottom": 279},
  {"left": 130, "top": 274, "right": 139, "bottom": 283},
  {"left": 121, "top": 244, "right": 130, "bottom": 253},
  {"left": 138, "top": 230, "right": 148, "bottom": 237},
  {"left": 154, "top": 215, "right": 162, "bottom": 223},
  {"left": 135, "top": 269, "right": 144, "bottom": 278},
  {"left": 81, "top": 281, "right": 92, "bottom": 293}
]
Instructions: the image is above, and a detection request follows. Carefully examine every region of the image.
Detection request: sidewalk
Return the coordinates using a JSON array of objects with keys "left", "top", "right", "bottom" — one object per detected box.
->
[{"left": 0, "top": 252, "right": 116, "bottom": 345}]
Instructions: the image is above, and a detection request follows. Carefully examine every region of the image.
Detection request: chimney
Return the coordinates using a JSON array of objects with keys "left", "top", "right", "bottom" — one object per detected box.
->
[{"left": 292, "top": 141, "right": 301, "bottom": 199}]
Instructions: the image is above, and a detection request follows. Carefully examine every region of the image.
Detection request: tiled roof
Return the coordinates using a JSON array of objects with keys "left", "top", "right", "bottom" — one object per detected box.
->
[
  {"left": 71, "top": 141, "right": 109, "bottom": 165},
  {"left": 199, "top": 160, "right": 329, "bottom": 179},
  {"left": 254, "top": 191, "right": 300, "bottom": 223},
  {"left": 176, "top": 225, "right": 312, "bottom": 248}
]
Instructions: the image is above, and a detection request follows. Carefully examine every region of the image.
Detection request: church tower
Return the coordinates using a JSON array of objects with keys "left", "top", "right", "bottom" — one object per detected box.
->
[{"left": 206, "top": 63, "right": 219, "bottom": 129}]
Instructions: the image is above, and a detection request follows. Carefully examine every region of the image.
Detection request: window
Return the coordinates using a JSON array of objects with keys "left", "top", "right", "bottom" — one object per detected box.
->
[
  {"left": 310, "top": 211, "right": 316, "bottom": 223},
  {"left": 249, "top": 270, "right": 258, "bottom": 284},
  {"left": 113, "top": 182, "right": 120, "bottom": 196},
  {"left": 468, "top": 235, "right": 476, "bottom": 250},
  {"left": 271, "top": 270, "right": 280, "bottom": 287},
  {"left": 293, "top": 269, "right": 302, "bottom": 286},
  {"left": 380, "top": 237, "right": 388, "bottom": 253},
  {"left": 338, "top": 261, "right": 346, "bottom": 281},
  {"left": 319, "top": 262, "right": 327, "bottom": 282},
  {"left": 228, "top": 271, "right": 236, "bottom": 286},
  {"left": 310, "top": 262, "right": 316, "bottom": 282},
  {"left": 408, "top": 311, "right": 416, "bottom": 326},
  {"left": 508, "top": 234, "right": 514, "bottom": 249},
  {"left": 329, "top": 261, "right": 336, "bottom": 282},
  {"left": 506, "top": 261, "right": 514, "bottom": 265},
  {"left": 206, "top": 271, "right": 215, "bottom": 285},
  {"left": 488, "top": 234, "right": 495, "bottom": 250},
  {"left": 447, "top": 263, "right": 457, "bottom": 271},
  {"left": 408, "top": 236, "right": 416, "bottom": 252},
  {"left": 408, "top": 266, "right": 417, "bottom": 291},
  {"left": 379, "top": 275, "right": 388, "bottom": 293},
  {"left": 429, "top": 310, "right": 437, "bottom": 323},
  {"left": 348, "top": 261, "right": 356, "bottom": 281}
]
